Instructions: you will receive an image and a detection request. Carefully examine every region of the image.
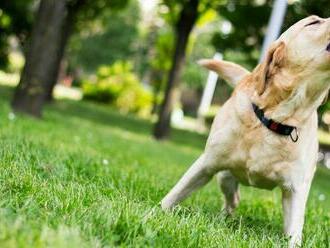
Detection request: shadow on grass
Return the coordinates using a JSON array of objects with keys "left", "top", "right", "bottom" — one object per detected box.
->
[
  {"left": 224, "top": 215, "right": 284, "bottom": 241},
  {"left": 52, "top": 99, "right": 207, "bottom": 150},
  {"left": 172, "top": 206, "right": 284, "bottom": 241}
]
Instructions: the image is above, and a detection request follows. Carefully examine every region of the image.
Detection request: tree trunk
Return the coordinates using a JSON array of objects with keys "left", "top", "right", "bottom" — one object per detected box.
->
[
  {"left": 44, "top": 15, "right": 74, "bottom": 102},
  {"left": 151, "top": 82, "right": 161, "bottom": 115},
  {"left": 11, "top": 0, "right": 72, "bottom": 117},
  {"left": 150, "top": 69, "right": 163, "bottom": 115},
  {"left": 153, "top": 0, "right": 199, "bottom": 139}
]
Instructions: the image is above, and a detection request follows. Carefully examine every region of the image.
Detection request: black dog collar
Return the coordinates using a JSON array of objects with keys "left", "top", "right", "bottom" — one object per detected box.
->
[{"left": 252, "top": 103, "right": 298, "bottom": 142}]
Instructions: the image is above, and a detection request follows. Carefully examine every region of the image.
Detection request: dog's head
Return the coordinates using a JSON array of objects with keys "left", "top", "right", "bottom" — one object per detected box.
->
[
  {"left": 280, "top": 15, "right": 330, "bottom": 69},
  {"left": 253, "top": 16, "right": 330, "bottom": 116}
]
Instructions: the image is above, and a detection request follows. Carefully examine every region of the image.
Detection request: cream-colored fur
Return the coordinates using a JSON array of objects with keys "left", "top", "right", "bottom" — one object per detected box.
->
[{"left": 161, "top": 16, "right": 330, "bottom": 247}]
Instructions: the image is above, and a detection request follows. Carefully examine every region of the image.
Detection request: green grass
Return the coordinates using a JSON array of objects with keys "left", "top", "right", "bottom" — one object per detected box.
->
[{"left": 0, "top": 85, "right": 329, "bottom": 247}]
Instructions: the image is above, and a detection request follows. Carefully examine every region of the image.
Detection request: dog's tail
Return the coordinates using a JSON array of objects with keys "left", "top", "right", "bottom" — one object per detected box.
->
[{"left": 198, "top": 59, "right": 250, "bottom": 88}]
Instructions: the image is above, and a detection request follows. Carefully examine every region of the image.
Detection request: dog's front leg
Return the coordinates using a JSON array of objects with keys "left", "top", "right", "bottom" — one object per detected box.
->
[
  {"left": 282, "top": 182, "right": 312, "bottom": 248},
  {"left": 161, "top": 153, "right": 219, "bottom": 210}
]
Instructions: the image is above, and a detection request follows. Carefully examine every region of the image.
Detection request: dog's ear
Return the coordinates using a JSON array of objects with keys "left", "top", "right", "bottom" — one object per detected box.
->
[
  {"left": 198, "top": 59, "right": 250, "bottom": 87},
  {"left": 255, "top": 41, "right": 286, "bottom": 95}
]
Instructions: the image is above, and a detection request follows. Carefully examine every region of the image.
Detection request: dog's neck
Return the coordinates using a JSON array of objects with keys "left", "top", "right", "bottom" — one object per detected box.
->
[
  {"left": 267, "top": 84, "right": 328, "bottom": 126},
  {"left": 248, "top": 70, "right": 330, "bottom": 127}
]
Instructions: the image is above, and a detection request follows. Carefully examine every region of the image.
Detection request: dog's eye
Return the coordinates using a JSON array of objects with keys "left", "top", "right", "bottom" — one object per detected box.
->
[{"left": 304, "top": 20, "right": 321, "bottom": 27}]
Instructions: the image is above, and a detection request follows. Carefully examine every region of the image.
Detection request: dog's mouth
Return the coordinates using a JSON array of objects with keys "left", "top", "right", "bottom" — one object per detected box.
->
[{"left": 327, "top": 42, "right": 330, "bottom": 52}]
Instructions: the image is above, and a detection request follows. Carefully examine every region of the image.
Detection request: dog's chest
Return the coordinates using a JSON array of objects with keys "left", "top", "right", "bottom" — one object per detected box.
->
[
  {"left": 230, "top": 159, "right": 288, "bottom": 189},
  {"left": 228, "top": 134, "right": 296, "bottom": 189}
]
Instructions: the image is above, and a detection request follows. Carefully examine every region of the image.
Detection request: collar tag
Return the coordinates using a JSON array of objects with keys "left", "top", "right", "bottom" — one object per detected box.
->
[{"left": 290, "top": 127, "right": 299, "bottom": 142}]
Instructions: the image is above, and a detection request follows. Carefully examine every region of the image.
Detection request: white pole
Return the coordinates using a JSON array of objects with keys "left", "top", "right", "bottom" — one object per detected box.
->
[
  {"left": 260, "top": 0, "right": 288, "bottom": 62},
  {"left": 198, "top": 52, "right": 223, "bottom": 117}
]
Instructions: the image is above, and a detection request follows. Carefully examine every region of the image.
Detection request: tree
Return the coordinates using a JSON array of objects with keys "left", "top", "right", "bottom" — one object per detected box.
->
[
  {"left": 12, "top": 0, "right": 77, "bottom": 116},
  {"left": 153, "top": 0, "right": 199, "bottom": 139},
  {"left": 11, "top": 0, "right": 128, "bottom": 117},
  {"left": 154, "top": 0, "right": 221, "bottom": 139},
  {"left": 68, "top": 0, "right": 140, "bottom": 73}
]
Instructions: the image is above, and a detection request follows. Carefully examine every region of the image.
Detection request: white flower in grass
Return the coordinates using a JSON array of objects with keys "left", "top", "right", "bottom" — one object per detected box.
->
[
  {"left": 318, "top": 194, "right": 325, "bottom": 201},
  {"left": 8, "top": 112, "right": 15, "bottom": 121},
  {"left": 102, "top": 159, "right": 109, "bottom": 165}
]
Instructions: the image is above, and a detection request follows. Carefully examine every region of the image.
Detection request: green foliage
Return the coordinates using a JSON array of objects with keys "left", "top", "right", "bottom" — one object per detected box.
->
[
  {"left": 0, "top": 0, "right": 34, "bottom": 68},
  {"left": 0, "top": 0, "right": 130, "bottom": 70},
  {"left": 0, "top": 85, "right": 328, "bottom": 247},
  {"left": 318, "top": 100, "right": 330, "bottom": 116},
  {"left": 159, "top": 0, "right": 224, "bottom": 28},
  {"left": 212, "top": 1, "right": 272, "bottom": 67},
  {"left": 284, "top": 0, "right": 330, "bottom": 31},
  {"left": 146, "top": 26, "right": 174, "bottom": 98},
  {"left": 182, "top": 32, "right": 216, "bottom": 90},
  {"left": 72, "top": 0, "right": 129, "bottom": 29},
  {"left": 83, "top": 62, "right": 153, "bottom": 116},
  {"left": 153, "top": 1, "right": 224, "bottom": 79},
  {"left": 149, "top": 2, "right": 219, "bottom": 92},
  {"left": 182, "top": 62, "right": 206, "bottom": 89},
  {"left": 150, "top": 28, "right": 174, "bottom": 73},
  {"left": 68, "top": 0, "right": 140, "bottom": 73}
]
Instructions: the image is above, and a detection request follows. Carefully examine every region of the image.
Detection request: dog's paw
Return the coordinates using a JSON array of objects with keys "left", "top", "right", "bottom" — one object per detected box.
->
[{"left": 160, "top": 199, "right": 174, "bottom": 211}]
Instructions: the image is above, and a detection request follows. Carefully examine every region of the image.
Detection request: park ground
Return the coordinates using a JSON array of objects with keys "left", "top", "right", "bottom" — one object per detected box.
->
[{"left": 0, "top": 85, "right": 329, "bottom": 247}]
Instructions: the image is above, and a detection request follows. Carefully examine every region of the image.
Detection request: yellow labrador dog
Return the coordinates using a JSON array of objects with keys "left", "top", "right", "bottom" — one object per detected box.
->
[{"left": 161, "top": 16, "right": 330, "bottom": 247}]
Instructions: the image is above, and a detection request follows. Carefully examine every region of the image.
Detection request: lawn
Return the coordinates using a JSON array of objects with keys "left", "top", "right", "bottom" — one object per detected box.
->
[{"left": 0, "top": 85, "right": 329, "bottom": 247}]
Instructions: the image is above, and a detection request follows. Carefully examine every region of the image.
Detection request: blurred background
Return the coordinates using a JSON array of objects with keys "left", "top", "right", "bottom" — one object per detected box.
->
[
  {"left": 0, "top": 0, "right": 330, "bottom": 163},
  {"left": 0, "top": 1, "right": 330, "bottom": 246}
]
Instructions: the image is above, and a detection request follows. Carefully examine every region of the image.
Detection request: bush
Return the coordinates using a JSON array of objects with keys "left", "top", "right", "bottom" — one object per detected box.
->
[{"left": 83, "top": 62, "right": 152, "bottom": 116}]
